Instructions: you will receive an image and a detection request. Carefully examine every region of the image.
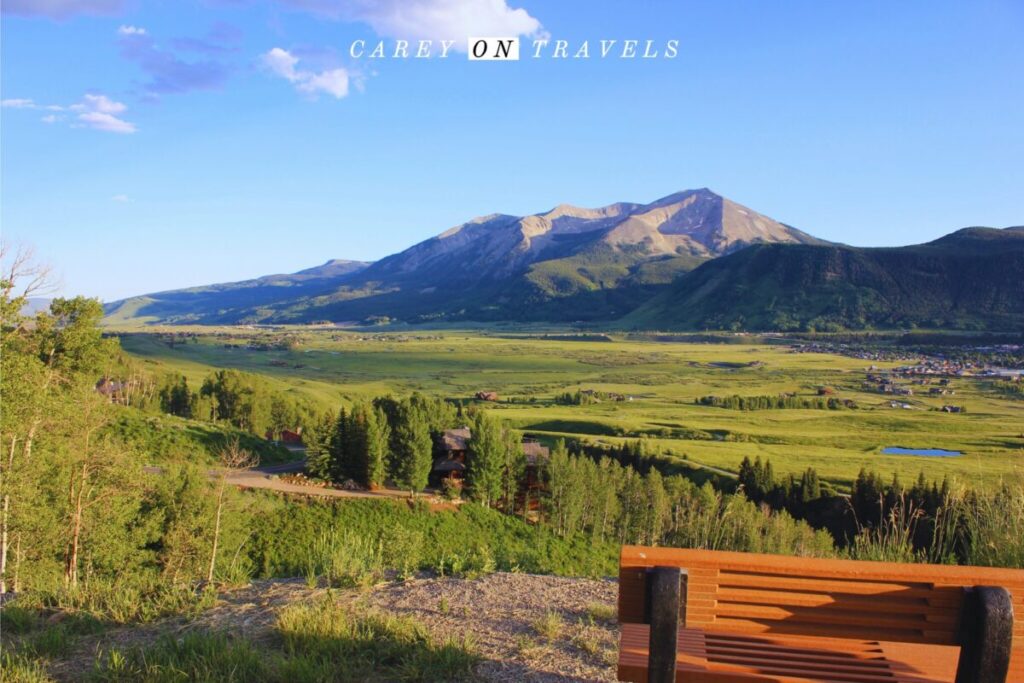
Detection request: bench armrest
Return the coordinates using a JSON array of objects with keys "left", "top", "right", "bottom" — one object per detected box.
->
[
  {"left": 956, "top": 585, "right": 1014, "bottom": 683},
  {"left": 647, "top": 566, "right": 687, "bottom": 683}
]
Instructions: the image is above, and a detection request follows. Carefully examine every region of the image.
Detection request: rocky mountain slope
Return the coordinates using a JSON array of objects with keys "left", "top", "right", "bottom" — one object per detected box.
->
[{"left": 105, "top": 189, "right": 818, "bottom": 324}]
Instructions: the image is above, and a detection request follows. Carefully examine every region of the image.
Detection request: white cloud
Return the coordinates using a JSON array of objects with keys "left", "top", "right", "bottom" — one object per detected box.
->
[
  {"left": 262, "top": 48, "right": 350, "bottom": 99},
  {"left": 5, "top": 92, "right": 136, "bottom": 133},
  {"left": 2, "top": 98, "right": 37, "bottom": 109},
  {"left": 71, "top": 94, "right": 136, "bottom": 133},
  {"left": 2, "top": 0, "right": 126, "bottom": 19},
  {"left": 112, "top": 194, "right": 131, "bottom": 202},
  {"left": 77, "top": 111, "right": 136, "bottom": 134},
  {"left": 118, "top": 25, "right": 147, "bottom": 36},
  {"left": 71, "top": 93, "right": 127, "bottom": 115},
  {"left": 263, "top": 47, "right": 300, "bottom": 81},
  {"left": 277, "top": 0, "right": 543, "bottom": 48}
]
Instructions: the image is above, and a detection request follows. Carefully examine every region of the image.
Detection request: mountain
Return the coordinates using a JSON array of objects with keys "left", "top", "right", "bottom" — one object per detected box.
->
[
  {"left": 106, "top": 189, "right": 819, "bottom": 325},
  {"left": 22, "top": 297, "right": 53, "bottom": 316},
  {"left": 104, "top": 259, "right": 370, "bottom": 325},
  {"left": 623, "top": 227, "right": 1024, "bottom": 331}
]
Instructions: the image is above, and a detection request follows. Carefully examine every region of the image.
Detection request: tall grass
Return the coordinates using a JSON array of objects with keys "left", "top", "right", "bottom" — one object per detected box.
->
[
  {"left": 89, "top": 599, "right": 479, "bottom": 682},
  {"left": 846, "top": 479, "right": 1024, "bottom": 568},
  {"left": 961, "top": 481, "right": 1024, "bottom": 568},
  {"left": 17, "top": 578, "right": 216, "bottom": 624},
  {"left": 277, "top": 599, "right": 478, "bottom": 681},
  {"left": 0, "top": 651, "right": 54, "bottom": 683},
  {"left": 302, "top": 530, "right": 385, "bottom": 588}
]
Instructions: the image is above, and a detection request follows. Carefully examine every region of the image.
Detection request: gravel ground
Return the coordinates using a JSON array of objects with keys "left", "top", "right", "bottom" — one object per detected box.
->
[
  {"left": 364, "top": 572, "right": 619, "bottom": 682},
  {"left": 46, "top": 573, "right": 620, "bottom": 682}
]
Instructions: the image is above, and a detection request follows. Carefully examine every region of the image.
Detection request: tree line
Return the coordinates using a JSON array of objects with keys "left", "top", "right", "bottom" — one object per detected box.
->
[
  {"left": 696, "top": 394, "right": 857, "bottom": 410},
  {"left": 300, "top": 398, "right": 530, "bottom": 513},
  {"left": 153, "top": 370, "right": 319, "bottom": 438}
]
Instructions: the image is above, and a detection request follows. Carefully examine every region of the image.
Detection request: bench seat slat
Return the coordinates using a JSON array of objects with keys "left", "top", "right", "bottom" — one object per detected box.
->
[{"left": 619, "top": 624, "right": 960, "bottom": 683}]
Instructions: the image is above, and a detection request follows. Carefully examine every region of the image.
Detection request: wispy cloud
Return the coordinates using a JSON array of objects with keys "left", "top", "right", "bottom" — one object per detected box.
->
[
  {"left": 5, "top": 93, "right": 135, "bottom": 133},
  {"left": 276, "top": 0, "right": 543, "bottom": 49},
  {"left": 2, "top": 98, "right": 37, "bottom": 109},
  {"left": 118, "top": 26, "right": 229, "bottom": 97},
  {"left": 2, "top": 0, "right": 125, "bottom": 19},
  {"left": 171, "top": 22, "right": 243, "bottom": 56},
  {"left": 71, "top": 94, "right": 136, "bottom": 133},
  {"left": 262, "top": 47, "right": 350, "bottom": 99},
  {"left": 111, "top": 194, "right": 131, "bottom": 203}
]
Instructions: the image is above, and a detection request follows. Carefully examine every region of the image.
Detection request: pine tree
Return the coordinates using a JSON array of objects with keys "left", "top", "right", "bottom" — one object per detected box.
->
[
  {"left": 391, "top": 401, "right": 432, "bottom": 495},
  {"left": 364, "top": 405, "right": 391, "bottom": 488},
  {"left": 330, "top": 407, "right": 348, "bottom": 482},
  {"left": 304, "top": 412, "right": 337, "bottom": 480},
  {"left": 499, "top": 428, "right": 526, "bottom": 514},
  {"left": 466, "top": 411, "right": 504, "bottom": 507}
]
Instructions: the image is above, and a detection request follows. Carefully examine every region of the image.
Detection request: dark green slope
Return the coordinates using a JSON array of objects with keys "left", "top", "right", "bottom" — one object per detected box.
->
[{"left": 623, "top": 227, "right": 1024, "bottom": 331}]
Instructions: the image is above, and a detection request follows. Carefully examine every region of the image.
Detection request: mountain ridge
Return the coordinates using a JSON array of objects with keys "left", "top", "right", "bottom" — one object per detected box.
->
[
  {"left": 624, "top": 226, "right": 1024, "bottom": 331},
  {"left": 103, "top": 192, "right": 1023, "bottom": 331},
  {"left": 106, "top": 188, "right": 818, "bottom": 325}
]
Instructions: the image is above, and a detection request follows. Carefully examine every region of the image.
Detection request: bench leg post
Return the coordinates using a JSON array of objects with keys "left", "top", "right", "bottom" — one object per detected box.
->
[
  {"left": 955, "top": 586, "right": 1014, "bottom": 683},
  {"left": 647, "top": 567, "right": 686, "bottom": 683}
]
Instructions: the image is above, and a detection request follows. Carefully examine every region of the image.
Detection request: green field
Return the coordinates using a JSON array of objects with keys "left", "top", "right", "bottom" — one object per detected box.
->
[{"left": 116, "top": 329, "right": 1024, "bottom": 492}]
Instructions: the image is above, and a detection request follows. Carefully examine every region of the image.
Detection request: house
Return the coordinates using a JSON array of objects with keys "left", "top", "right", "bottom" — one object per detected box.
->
[
  {"left": 265, "top": 427, "right": 304, "bottom": 445},
  {"left": 475, "top": 391, "right": 499, "bottom": 401},
  {"left": 431, "top": 428, "right": 550, "bottom": 486},
  {"left": 432, "top": 427, "right": 472, "bottom": 479},
  {"left": 942, "top": 405, "right": 963, "bottom": 413},
  {"left": 520, "top": 438, "right": 551, "bottom": 493},
  {"left": 95, "top": 377, "right": 136, "bottom": 404}
]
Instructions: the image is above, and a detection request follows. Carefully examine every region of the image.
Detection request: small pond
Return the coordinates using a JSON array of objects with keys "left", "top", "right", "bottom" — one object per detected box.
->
[{"left": 881, "top": 447, "right": 962, "bottom": 458}]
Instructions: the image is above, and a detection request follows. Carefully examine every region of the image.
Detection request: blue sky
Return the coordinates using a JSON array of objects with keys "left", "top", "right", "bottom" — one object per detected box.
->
[{"left": 2, "top": 0, "right": 1022, "bottom": 301}]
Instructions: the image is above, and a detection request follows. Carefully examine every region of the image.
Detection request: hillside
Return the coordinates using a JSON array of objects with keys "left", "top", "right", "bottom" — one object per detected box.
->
[
  {"left": 104, "top": 259, "right": 370, "bottom": 326},
  {"left": 105, "top": 189, "right": 818, "bottom": 325},
  {"left": 624, "top": 227, "right": 1024, "bottom": 331}
]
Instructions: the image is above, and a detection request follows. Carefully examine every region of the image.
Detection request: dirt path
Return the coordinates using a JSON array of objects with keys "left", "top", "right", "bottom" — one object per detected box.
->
[{"left": 145, "top": 460, "right": 444, "bottom": 502}]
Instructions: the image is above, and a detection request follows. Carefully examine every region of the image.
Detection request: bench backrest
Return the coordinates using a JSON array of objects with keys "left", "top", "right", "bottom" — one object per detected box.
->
[{"left": 619, "top": 546, "right": 1024, "bottom": 676}]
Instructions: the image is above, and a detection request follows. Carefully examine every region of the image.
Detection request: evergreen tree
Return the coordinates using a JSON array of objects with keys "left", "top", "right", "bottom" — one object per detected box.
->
[
  {"left": 499, "top": 428, "right": 526, "bottom": 514},
  {"left": 304, "top": 412, "right": 337, "bottom": 480},
  {"left": 466, "top": 411, "right": 504, "bottom": 507},
  {"left": 364, "top": 405, "right": 391, "bottom": 488},
  {"left": 391, "top": 401, "right": 432, "bottom": 495}
]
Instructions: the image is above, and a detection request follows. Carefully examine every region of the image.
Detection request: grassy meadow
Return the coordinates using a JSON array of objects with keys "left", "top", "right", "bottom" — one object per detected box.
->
[{"left": 116, "top": 329, "right": 1024, "bottom": 492}]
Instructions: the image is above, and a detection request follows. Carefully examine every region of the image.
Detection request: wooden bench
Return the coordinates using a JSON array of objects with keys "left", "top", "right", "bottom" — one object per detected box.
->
[{"left": 617, "top": 546, "right": 1023, "bottom": 683}]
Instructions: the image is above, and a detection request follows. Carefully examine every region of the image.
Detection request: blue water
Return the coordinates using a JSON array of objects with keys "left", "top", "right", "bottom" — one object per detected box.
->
[{"left": 881, "top": 447, "right": 962, "bottom": 458}]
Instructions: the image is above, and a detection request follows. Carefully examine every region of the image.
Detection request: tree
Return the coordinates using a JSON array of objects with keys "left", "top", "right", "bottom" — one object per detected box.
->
[
  {"left": 0, "top": 263, "right": 113, "bottom": 592},
  {"left": 303, "top": 412, "right": 336, "bottom": 480},
  {"left": 208, "top": 439, "right": 256, "bottom": 583},
  {"left": 499, "top": 428, "right": 526, "bottom": 514},
  {"left": 391, "top": 401, "right": 432, "bottom": 495},
  {"left": 159, "top": 374, "right": 194, "bottom": 418},
  {"left": 466, "top": 412, "right": 504, "bottom": 507},
  {"left": 364, "top": 405, "right": 391, "bottom": 488}
]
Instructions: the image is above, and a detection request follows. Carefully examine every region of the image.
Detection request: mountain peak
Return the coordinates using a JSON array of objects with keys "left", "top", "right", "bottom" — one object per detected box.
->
[{"left": 106, "top": 187, "right": 825, "bottom": 326}]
